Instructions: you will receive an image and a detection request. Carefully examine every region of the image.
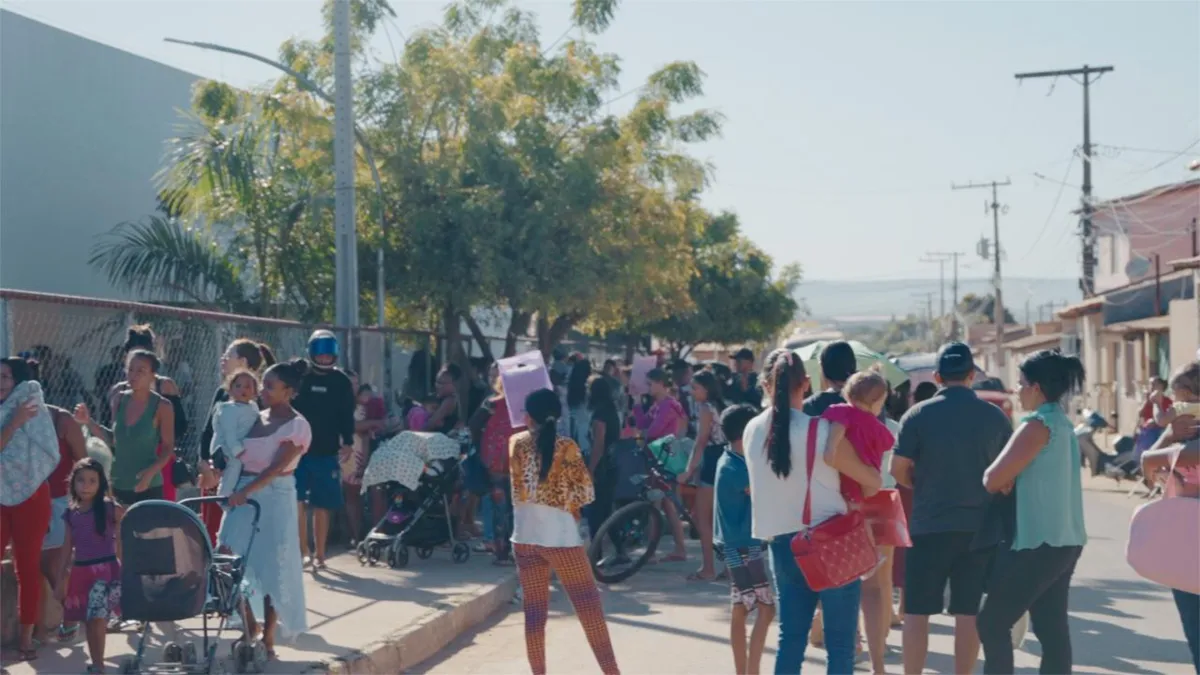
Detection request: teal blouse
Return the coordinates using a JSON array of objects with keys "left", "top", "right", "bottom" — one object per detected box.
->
[{"left": 1012, "top": 403, "right": 1088, "bottom": 551}]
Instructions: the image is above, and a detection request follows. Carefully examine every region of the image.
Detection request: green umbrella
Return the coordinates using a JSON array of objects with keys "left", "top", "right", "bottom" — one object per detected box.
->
[{"left": 793, "top": 340, "right": 909, "bottom": 391}]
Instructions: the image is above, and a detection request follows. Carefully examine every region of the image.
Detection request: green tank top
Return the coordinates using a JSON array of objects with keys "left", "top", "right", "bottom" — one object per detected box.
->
[
  {"left": 1012, "top": 403, "right": 1088, "bottom": 551},
  {"left": 112, "top": 393, "right": 163, "bottom": 491}
]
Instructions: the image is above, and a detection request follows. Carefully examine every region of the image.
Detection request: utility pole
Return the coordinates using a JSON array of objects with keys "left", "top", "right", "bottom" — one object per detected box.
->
[
  {"left": 925, "top": 251, "right": 964, "bottom": 340},
  {"left": 1015, "top": 64, "right": 1114, "bottom": 297},
  {"left": 333, "top": 0, "right": 359, "bottom": 364},
  {"left": 912, "top": 292, "right": 935, "bottom": 348},
  {"left": 919, "top": 256, "right": 947, "bottom": 326},
  {"left": 954, "top": 179, "right": 1011, "bottom": 370}
]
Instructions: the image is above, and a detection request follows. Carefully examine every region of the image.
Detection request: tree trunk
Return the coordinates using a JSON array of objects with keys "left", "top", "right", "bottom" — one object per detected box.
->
[
  {"left": 504, "top": 309, "right": 533, "bottom": 358},
  {"left": 537, "top": 313, "right": 579, "bottom": 360},
  {"left": 461, "top": 312, "right": 494, "bottom": 362},
  {"left": 442, "top": 303, "right": 467, "bottom": 367}
]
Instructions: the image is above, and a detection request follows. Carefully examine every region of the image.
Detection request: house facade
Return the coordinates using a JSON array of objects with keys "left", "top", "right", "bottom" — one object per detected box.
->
[{"left": 1058, "top": 269, "right": 1199, "bottom": 435}]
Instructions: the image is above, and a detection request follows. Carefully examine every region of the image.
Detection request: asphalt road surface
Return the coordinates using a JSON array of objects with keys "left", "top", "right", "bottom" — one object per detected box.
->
[{"left": 416, "top": 477, "right": 1195, "bottom": 674}]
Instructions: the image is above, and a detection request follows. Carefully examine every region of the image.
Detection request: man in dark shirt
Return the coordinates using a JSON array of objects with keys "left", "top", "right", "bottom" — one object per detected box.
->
[
  {"left": 292, "top": 330, "right": 356, "bottom": 569},
  {"left": 891, "top": 342, "right": 1013, "bottom": 675},
  {"left": 726, "top": 348, "right": 762, "bottom": 408},
  {"left": 801, "top": 340, "right": 858, "bottom": 416}
]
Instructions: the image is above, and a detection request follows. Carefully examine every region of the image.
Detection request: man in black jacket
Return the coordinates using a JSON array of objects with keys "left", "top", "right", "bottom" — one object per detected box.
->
[{"left": 292, "top": 330, "right": 356, "bottom": 569}]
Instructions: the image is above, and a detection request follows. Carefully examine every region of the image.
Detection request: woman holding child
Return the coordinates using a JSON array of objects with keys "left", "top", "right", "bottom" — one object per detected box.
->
[
  {"left": 218, "top": 359, "right": 312, "bottom": 657},
  {"left": 744, "top": 349, "right": 883, "bottom": 674}
]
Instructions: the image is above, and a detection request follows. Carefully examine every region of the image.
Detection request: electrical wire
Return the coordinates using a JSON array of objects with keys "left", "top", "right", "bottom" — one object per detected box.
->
[{"left": 1017, "top": 152, "right": 1078, "bottom": 264}]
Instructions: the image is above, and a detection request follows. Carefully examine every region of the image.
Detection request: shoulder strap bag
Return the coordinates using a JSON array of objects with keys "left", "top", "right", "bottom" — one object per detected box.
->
[{"left": 789, "top": 418, "right": 880, "bottom": 592}]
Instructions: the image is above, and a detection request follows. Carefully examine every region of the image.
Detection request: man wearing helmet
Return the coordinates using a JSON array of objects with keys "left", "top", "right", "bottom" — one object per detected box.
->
[{"left": 292, "top": 329, "right": 356, "bottom": 569}]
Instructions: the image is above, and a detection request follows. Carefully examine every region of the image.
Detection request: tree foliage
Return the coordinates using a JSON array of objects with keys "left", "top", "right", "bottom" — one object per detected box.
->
[
  {"left": 958, "top": 293, "right": 1016, "bottom": 325},
  {"left": 89, "top": 0, "right": 806, "bottom": 359},
  {"left": 649, "top": 211, "right": 800, "bottom": 357}
]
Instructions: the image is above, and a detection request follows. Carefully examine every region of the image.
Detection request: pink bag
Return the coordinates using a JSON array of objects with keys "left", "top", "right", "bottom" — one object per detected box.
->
[
  {"left": 1126, "top": 451, "right": 1200, "bottom": 594},
  {"left": 498, "top": 351, "right": 553, "bottom": 428}
]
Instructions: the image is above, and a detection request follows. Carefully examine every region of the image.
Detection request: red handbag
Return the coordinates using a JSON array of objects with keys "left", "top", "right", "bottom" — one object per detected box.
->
[{"left": 790, "top": 418, "right": 880, "bottom": 591}]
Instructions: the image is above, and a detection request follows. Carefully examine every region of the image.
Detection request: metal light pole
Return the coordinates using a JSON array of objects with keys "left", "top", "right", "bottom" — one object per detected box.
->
[
  {"left": 332, "top": 0, "right": 359, "bottom": 342},
  {"left": 166, "top": 22, "right": 392, "bottom": 340}
]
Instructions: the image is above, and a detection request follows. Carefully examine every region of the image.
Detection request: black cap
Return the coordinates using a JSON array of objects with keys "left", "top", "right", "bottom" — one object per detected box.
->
[
  {"left": 937, "top": 342, "right": 975, "bottom": 378},
  {"left": 732, "top": 347, "right": 755, "bottom": 362},
  {"left": 820, "top": 341, "right": 858, "bottom": 384}
]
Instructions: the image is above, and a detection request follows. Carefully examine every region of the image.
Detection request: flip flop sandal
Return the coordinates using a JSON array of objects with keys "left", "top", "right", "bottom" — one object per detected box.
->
[
  {"left": 686, "top": 571, "right": 717, "bottom": 582},
  {"left": 653, "top": 553, "right": 687, "bottom": 564}
]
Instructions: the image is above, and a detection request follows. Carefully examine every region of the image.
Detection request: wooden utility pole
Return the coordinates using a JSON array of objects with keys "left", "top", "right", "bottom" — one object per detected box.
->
[
  {"left": 954, "top": 179, "right": 1011, "bottom": 369},
  {"left": 926, "top": 251, "right": 964, "bottom": 340},
  {"left": 1015, "top": 64, "right": 1114, "bottom": 297}
]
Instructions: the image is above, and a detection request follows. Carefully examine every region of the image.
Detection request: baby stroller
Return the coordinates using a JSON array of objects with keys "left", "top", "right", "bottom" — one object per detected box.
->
[
  {"left": 117, "top": 496, "right": 264, "bottom": 675},
  {"left": 357, "top": 431, "right": 470, "bottom": 569}
]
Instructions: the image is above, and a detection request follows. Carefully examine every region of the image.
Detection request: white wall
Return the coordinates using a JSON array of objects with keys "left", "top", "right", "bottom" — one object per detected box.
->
[{"left": 0, "top": 10, "right": 199, "bottom": 298}]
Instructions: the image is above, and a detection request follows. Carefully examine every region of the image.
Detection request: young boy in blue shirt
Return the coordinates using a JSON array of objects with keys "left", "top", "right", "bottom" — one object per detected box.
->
[{"left": 714, "top": 404, "right": 775, "bottom": 675}]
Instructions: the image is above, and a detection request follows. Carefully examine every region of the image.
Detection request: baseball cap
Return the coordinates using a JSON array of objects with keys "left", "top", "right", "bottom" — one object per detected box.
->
[
  {"left": 937, "top": 342, "right": 975, "bottom": 378},
  {"left": 732, "top": 347, "right": 755, "bottom": 362}
]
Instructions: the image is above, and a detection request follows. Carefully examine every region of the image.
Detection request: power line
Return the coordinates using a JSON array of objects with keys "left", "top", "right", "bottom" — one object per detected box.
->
[
  {"left": 1015, "top": 64, "right": 1114, "bottom": 298},
  {"left": 1019, "top": 152, "right": 1078, "bottom": 264},
  {"left": 926, "top": 252, "right": 965, "bottom": 340}
]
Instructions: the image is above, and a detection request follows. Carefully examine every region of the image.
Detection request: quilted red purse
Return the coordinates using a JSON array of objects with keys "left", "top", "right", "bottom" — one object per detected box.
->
[{"left": 789, "top": 418, "right": 879, "bottom": 591}]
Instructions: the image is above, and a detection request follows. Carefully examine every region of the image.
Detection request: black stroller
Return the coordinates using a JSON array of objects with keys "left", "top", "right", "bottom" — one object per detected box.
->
[
  {"left": 357, "top": 457, "right": 470, "bottom": 569},
  {"left": 117, "top": 496, "right": 264, "bottom": 675}
]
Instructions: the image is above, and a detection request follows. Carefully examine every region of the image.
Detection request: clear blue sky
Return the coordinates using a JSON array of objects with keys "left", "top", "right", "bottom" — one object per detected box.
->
[{"left": 8, "top": 0, "right": 1198, "bottom": 285}]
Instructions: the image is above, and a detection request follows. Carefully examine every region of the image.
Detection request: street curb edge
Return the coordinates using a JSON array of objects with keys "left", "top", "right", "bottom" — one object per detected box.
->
[{"left": 314, "top": 571, "right": 519, "bottom": 674}]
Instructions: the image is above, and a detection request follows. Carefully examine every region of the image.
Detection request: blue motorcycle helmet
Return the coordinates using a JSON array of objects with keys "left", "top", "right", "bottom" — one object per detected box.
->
[{"left": 308, "top": 329, "right": 339, "bottom": 367}]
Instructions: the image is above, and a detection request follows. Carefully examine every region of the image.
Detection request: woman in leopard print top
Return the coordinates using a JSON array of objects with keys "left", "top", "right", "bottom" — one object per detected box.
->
[{"left": 509, "top": 388, "right": 619, "bottom": 675}]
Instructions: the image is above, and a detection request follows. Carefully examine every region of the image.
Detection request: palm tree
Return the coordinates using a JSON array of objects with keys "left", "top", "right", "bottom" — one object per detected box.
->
[
  {"left": 89, "top": 212, "right": 251, "bottom": 312},
  {"left": 91, "top": 81, "right": 336, "bottom": 321}
]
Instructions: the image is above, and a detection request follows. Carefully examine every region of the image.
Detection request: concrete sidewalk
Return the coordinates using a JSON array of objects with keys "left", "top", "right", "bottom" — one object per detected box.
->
[{"left": 1, "top": 548, "right": 517, "bottom": 674}]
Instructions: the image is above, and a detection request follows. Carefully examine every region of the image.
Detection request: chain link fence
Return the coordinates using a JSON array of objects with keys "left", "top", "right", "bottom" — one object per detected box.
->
[
  {"left": 0, "top": 290, "right": 630, "bottom": 465},
  {"left": 0, "top": 290, "right": 439, "bottom": 466}
]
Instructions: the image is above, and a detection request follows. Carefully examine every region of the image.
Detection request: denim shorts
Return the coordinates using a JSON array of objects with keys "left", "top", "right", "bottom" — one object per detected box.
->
[{"left": 294, "top": 453, "right": 344, "bottom": 510}]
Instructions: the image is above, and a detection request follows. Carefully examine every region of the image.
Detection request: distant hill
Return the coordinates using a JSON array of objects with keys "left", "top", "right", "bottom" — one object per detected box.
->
[{"left": 799, "top": 277, "right": 1081, "bottom": 323}]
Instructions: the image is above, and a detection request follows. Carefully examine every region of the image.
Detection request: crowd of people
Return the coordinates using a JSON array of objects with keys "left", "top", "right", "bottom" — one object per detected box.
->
[{"left": 1, "top": 323, "right": 1198, "bottom": 675}]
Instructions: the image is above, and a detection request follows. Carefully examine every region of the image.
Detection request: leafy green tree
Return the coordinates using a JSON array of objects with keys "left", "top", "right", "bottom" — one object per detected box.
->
[
  {"left": 91, "top": 81, "right": 338, "bottom": 322},
  {"left": 649, "top": 211, "right": 800, "bottom": 357},
  {"left": 958, "top": 293, "right": 1016, "bottom": 325}
]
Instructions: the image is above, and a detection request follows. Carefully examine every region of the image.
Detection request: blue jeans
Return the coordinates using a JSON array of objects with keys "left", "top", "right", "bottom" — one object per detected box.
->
[
  {"left": 481, "top": 494, "right": 494, "bottom": 541},
  {"left": 768, "top": 535, "right": 862, "bottom": 674},
  {"left": 1175, "top": 589, "right": 1200, "bottom": 673}
]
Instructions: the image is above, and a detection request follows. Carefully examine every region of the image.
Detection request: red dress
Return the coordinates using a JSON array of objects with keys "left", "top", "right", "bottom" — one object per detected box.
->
[{"left": 820, "top": 404, "right": 893, "bottom": 504}]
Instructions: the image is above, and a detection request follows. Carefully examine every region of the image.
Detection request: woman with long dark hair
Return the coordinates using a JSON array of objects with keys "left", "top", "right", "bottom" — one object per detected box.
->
[
  {"left": 0, "top": 356, "right": 60, "bottom": 660},
  {"left": 566, "top": 359, "right": 593, "bottom": 457},
  {"left": 677, "top": 369, "right": 727, "bottom": 582},
  {"left": 510, "top": 388, "right": 619, "bottom": 675},
  {"left": 586, "top": 375, "right": 622, "bottom": 563},
  {"left": 743, "top": 349, "right": 882, "bottom": 674},
  {"left": 979, "top": 350, "right": 1088, "bottom": 674}
]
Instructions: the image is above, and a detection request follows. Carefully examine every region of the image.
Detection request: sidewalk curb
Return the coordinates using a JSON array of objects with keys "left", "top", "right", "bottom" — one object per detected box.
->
[{"left": 310, "top": 571, "right": 519, "bottom": 674}]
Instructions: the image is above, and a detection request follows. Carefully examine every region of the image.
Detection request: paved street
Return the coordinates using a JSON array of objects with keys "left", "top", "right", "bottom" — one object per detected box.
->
[{"left": 418, "top": 477, "right": 1195, "bottom": 674}]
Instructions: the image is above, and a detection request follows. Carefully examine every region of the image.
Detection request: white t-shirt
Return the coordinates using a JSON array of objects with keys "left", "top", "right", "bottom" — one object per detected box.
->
[
  {"left": 883, "top": 417, "right": 901, "bottom": 489},
  {"left": 744, "top": 408, "right": 847, "bottom": 540},
  {"left": 511, "top": 503, "right": 583, "bottom": 547}
]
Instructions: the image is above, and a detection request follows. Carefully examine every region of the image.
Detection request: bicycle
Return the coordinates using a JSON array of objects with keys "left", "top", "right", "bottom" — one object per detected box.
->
[{"left": 587, "top": 437, "right": 698, "bottom": 584}]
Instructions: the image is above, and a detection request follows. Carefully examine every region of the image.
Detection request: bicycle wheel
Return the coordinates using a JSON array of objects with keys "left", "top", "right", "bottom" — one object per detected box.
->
[{"left": 588, "top": 500, "right": 664, "bottom": 584}]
